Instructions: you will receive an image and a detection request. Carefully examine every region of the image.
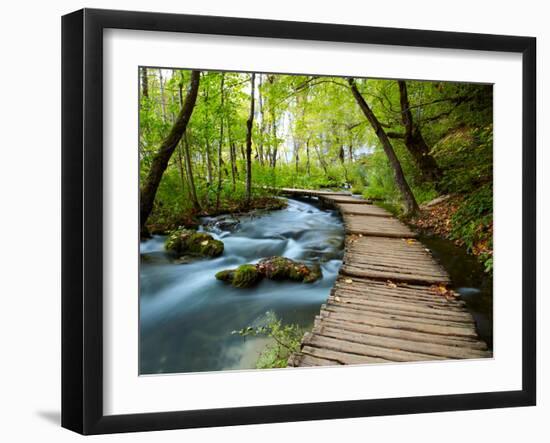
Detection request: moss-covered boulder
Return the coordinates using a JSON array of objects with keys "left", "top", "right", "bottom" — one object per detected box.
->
[
  {"left": 215, "top": 269, "right": 235, "bottom": 283},
  {"left": 303, "top": 263, "right": 323, "bottom": 283},
  {"left": 165, "top": 228, "right": 224, "bottom": 258},
  {"left": 216, "top": 257, "right": 322, "bottom": 289},
  {"left": 232, "top": 264, "right": 262, "bottom": 288},
  {"left": 257, "top": 256, "right": 322, "bottom": 283},
  {"left": 215, "top": 264, "right": 261, "bottom": 288}
]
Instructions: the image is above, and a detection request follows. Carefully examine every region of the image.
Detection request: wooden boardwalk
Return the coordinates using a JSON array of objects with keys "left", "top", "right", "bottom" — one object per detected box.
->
[{"left": 277, "top": 188, "right": 491, "bottom": 367}]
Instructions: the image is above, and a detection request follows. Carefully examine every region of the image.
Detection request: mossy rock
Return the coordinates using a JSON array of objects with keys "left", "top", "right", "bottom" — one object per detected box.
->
[
  {"left": 215, "top": 269, "right": 235, "bottom": 282},
  {"left": 303, "top": 264, "right": 323, "bottom": 283},
  {"left": 233, "top": 265, "right": 262, "bottom": 288},
  {"left": 257, "top": 256, "right": 322, "bottom": 283},
  {"left": 215, "top": 265, "right": 261, "bottom": 288},
  {"left": 165, "top": 228, "right": 224, "bottom": 258}
]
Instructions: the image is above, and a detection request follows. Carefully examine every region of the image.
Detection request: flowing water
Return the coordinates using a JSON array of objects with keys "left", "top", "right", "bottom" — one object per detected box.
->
[{"left": 139, "top": 198, "right": 345, "bottom": 374}]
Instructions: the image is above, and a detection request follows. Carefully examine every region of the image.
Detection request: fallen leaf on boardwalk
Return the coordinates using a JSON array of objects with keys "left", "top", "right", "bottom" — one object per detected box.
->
[
  {"left": 344, "top": 278, "right": 353, "bottom": 284},
  {"left": 429, "top": 284, "right": 457, "bottom": 300},
  {"left": 386, "top": 280, "right": 397, "bottom": 288},
  {"left": 406, "top": 239, "right": 416, "bottom": 245}
]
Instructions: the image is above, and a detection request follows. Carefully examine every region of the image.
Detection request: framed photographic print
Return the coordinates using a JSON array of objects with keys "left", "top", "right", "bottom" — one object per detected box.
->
[{"left": 61, "top": 8, "right": 536, "bottom": 435}]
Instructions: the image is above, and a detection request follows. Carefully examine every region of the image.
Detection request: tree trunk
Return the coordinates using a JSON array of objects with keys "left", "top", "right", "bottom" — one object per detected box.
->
[
  {"left": 227, "top": 113, "right": 237, "bottom": 191},
  {"left": 315, "top": 145, "right": 328, "bottom": 174},
  {"left": 258, "top": 74, "right": 265, "bottom": 165},
  {"left": 203, "top": 87, "right": 214, "bottom": 186},
  {"left": 348, "top": 78, "right": 418, "bottom": 215},
  {"left": 215, "top": 73, "right": 225, "bottom": 209},
  {"left": 398, "top": 80, "right": 442, "bottom": 183},
  {"left": 158, "top": 69, "right": 167, "bottom": 122},
  {"left": 141, "top": 67, "right": 148, "bottom": 98},
  {"left": 245, "top": 73, "right": 256, "bottom": 206},
  {"left": 305, "top": 138, "right": 311, "bottom": 175},
  {"left": 183, "top": 134, "right": 201, "bottom": 211},
  {"left": 294, "top": 139, "right": 300, "bottom": 171},
  {"left": 176, "top": 142, "right": 187, "bottom": 202},
  {"left": 230, "top": 142, "right": 237, "bottom": 190},
  {"left": 270, "top": 108, "right": 278, "bottom": 168},
  {"left": 140, "top": 71, "right": 201, "bottom": 233}
]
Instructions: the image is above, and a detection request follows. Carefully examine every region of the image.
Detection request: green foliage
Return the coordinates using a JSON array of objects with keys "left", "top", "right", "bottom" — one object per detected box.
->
[
  {"left": 434, "top": 125, "right": 493, "bottom": 194},
  {"left": 232, "top": 311, "right": 305, "bottom": 369},
  {"left": 449, "top": 184, "right": 493, "bottom": 256},
  {"left": 140, "top": 67, "right": 493, "bottom": 271}
]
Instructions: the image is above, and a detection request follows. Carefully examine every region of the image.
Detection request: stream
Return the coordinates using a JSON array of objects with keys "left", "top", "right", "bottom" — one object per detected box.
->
[
  {"left": 420, "top": 235, "right": 493, "bottom": 350},
  {"left": 139, "top": 198, "right": 345, "bottom": 374},
  {"left": 139, "top": 198, "right": 493, "bottom": 375}
]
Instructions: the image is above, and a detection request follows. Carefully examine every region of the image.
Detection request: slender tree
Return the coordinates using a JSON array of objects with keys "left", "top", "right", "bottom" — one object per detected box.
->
[
  {"left": 183, "top": 133, "right": 201, "bottom": 211},
  {"left": 140, "top": 70, "right": 201, "bottom": 233},
  {"left": 245, "top": 73, "right": 256, "bottom": 206},
  {"left": 216, "top": 73, "right": 225, "bottom": 209},
  {"left": 348, "top": 78, "right": 419, "bottom": 215},
  {"left": 141, "top": 67, "right": 148, "bottom": 98}
]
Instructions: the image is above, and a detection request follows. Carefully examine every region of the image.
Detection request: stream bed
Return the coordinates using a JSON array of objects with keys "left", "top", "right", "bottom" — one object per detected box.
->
[{"left": 139, "top": 198, "right": 345, "bottom": 374}]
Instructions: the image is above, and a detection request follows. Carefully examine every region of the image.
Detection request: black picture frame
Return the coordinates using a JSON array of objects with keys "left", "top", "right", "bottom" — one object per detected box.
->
[{"left": 61, "top": 8, "right": 537, "bottom": 435}]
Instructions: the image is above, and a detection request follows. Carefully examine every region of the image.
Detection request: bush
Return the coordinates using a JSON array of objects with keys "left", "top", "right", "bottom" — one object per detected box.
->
[{"left": 232, "top": 311, "right": 305, "bottom": 368}]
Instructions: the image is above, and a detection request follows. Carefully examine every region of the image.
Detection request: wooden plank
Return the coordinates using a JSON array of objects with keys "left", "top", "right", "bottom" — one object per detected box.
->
[
  {"left": 334, "top": 277, "right": 460, "bottom": 302},
  {"left": 342, "top": 260, "right": 449, "bottom": 278},
  {"left": 344, "top": 214, "right": 417, "bottom": 238},
  {"left": 331, "top": 289, "right": 466, "bottom": 313},
  {"left": 300, "top": 346, "right": 391, "bottom": 365},
  {"left": 321, "top": 195, "right": 371, "bottom": 204},
  {"left": 314, "top": 316, "right": 488, "bottom": 350},
  {"left": 337, "top": 203, "right": 392, "bottom": 217},
  {"left": 331, "top": 288, "right": 466, "bottom": 311},
  {"left": 287, "top": 352, "right": 340, "bottom": 367},
  {"left": 344, "top": 237, "right": 449, "bottom": 284},
  {"left": 277, "top": 187, "right": 351, "bottom": 196},
  {"left": 342, "top": 265, "right": 450, "bottom": 285},
  {"left": 327, "top": 295, "right": 474, "bottom": 322},
  {"left": 314, "top": 325, "right": 490, "bottom": 359},
  {"left": 322, "top": 304, "right": 475, "bottom": 329},
  {"left": 319, "top": 309, "right": 478, "bottom": 338},
  {"left": 303, "top": 332, "right": 445, "bottom": 362}
]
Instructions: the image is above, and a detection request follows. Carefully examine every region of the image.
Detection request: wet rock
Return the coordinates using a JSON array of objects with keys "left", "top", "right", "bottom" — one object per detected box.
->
[
  {"left": 204, "top": 217, "right": 240, "bottom": 233},
  {"left": 173, "top": 256, "right": 195, "bottom": 265},
  {"left": 303, "top": 263, "right": 323, "bottom": 283},
  {"left": 215, "top": 265, "right": 261, "bottom": 288},
  {"left": 216, "top": 256, "right": 322, "bottom": 288},
  {"left": 165, "top": 228, "right": 224, "bottom": 258},
  {"left": 257, "top": 256, "right": 322, "bottom": 283},
  {"left": 215, "top": 269, "right": 236, "bottom": 282},
  {"left": 232, "top": 265, "right": 262, "bottom": 288}
]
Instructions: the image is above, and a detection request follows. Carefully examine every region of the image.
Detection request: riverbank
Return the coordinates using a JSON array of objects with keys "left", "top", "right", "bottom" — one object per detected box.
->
[
  {"left": 408, "top": 189, "right": 493, "bottom": 274},
  {"left": 144, "top": 195, "right": 288, "bottom": 236}
]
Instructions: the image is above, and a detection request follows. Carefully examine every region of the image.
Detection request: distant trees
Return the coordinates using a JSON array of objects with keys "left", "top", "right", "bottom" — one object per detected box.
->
[{"left": 138, "top": 67, "right": 492, "bottom": 229}]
